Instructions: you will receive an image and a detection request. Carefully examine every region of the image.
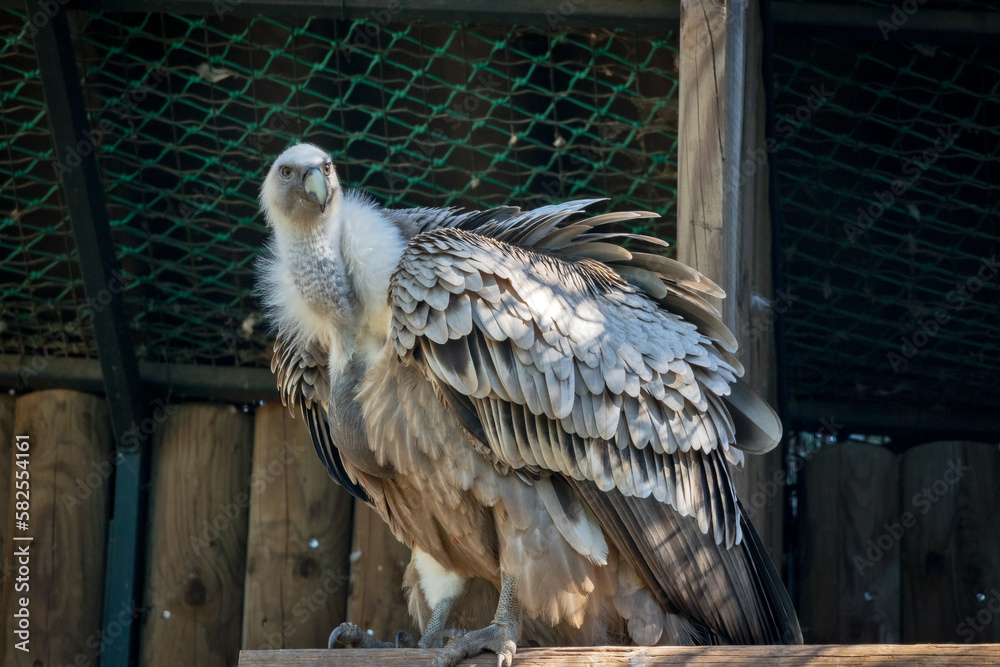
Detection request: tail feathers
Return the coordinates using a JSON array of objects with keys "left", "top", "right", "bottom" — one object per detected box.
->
[{"left": 572, "top": 478, "right": 802, "bottom": 645}]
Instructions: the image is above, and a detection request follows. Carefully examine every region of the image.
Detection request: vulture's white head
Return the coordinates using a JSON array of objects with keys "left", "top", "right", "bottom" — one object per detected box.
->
[{"left": 260, "top": 143, "right": 341, "bottom": 229}]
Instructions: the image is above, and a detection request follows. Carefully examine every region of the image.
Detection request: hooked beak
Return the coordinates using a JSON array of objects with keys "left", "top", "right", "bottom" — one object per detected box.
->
[{"left": 302, "top": 166, "right": 329, "bottom": 213}]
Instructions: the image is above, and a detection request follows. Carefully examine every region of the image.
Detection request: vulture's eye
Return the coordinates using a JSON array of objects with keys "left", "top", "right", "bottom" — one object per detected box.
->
[
  {"left": 279, "top": 166, "right": 293, "bottom": 179},
  {"left": 323, "top": 163, "right": 332, "bottom": 175}
]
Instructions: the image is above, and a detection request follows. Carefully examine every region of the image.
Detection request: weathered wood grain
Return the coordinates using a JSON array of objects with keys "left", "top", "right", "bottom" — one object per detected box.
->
[
  {"left": 346, "top": 503, "right": 417, "bottom": 642},
  {"left": 677, "top": 0, "right": 784, "bottom": 568},
  {"left": 243, "top": 404, "right": 354, "bottom": 650},
  {"left": 901, "top": 441, "right": 1000, "bottom": 643},
  {"left": 799, "top": 443, "right": 901, "bottom": 643},
  {"left": 141, "top": 403, "right": 254, "bottom": 667},
  {"left": 677, "top": 0, "right": 728, "bottom": 317},
  {"left": 1, "top": 390, "right": 112, "bottom": 666},
  {"left": 238, "top": 644, "right": 1000, "bottom": 666}
]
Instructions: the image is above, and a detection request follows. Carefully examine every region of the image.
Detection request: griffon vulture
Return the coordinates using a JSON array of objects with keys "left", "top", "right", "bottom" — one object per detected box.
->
[{"left": 256, "top": 143, "right": 801, "bottom": 666}]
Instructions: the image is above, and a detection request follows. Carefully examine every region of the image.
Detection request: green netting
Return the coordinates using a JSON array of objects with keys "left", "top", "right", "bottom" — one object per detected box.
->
[
  {"left": 5, "top": 4, "right": 997, "bottom": 420},
  {"left": 1, "top": 8, "right": 680, "bottom": 368},
  {"left": 1, "top": 13, "right": 96, "bottom": 360},
  {"left": 771, "top": 32, "right": 1000, "bottom": 413}
]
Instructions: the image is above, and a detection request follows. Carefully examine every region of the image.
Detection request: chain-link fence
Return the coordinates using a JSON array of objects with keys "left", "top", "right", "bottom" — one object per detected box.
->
[
  {"left": 771, "top": 29, "right": 1000, "bottom": 416},
  {"left": 3, "top": 4, "right": 998, "bottom": 423},
  {"left": 1, "top": 8, "right": 680, "bottom": 367}
]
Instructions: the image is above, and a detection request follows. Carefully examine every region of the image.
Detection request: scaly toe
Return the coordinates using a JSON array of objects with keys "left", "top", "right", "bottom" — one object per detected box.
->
[
  {"left": 328, "top": 621, "right": 396, "bottom": 649},
  {"left": 423, "top": 627, "right": 467, "bottom": 648},
  {"left": 425, "top": 623, "right": 517, "bottom": 667},
  {"left": 328, "top": 622, "right": 362, "bottom": 648}
]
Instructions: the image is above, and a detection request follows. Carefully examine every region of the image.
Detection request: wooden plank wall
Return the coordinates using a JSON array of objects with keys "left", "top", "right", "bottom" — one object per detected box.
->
[
  {"left": 799, "top": 444, "right": 900, "bottom": 642},
  {"left": 242, "top": 404, "right": 353, "bottom": 650},
  {"left": 1, "top": 390, "right": 113, "bottom": 666},
  {"left": 901, "top": 442, "right": 1000, "bottom": 643},
  {"left": 141, "top": 404, "right": 254, "bottom": 667},
  {"left": 346, "top": 504, "right": 416, "bottom": 643},
  {"left": 4, "top": 390, "right": 996, "bottom": 661},
  {"left": 799, "top": 441, "right": 1000, "bottom": 643}
]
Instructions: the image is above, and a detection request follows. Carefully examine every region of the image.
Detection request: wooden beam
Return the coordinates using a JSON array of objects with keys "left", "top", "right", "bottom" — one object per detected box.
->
[
  {"left": 51, "top": 0, "right": 681, "bottom": 28},
  {"left": 787, "top": 398, "right": 1000, "bottom": 444},
  {"left": 237, "top": 644, "right": 1000, "bottom": 666},
  {"left": 677, "top": 0, "right": 784, "bottom": 565},
  {"left": 770, "top": 3, "right": 1000, "bottom": 35},
  {"left": 1, "top": 391, "right": 113, "bottom": 666},
  {"left": 140, "top": 404, "right": 254, "bottom": 667},
  {"left": 0, "top": 355, "right": 279, "bottom": 403},
  {"left": 242, "top": 404, "right": 355, "bottom": 650}
]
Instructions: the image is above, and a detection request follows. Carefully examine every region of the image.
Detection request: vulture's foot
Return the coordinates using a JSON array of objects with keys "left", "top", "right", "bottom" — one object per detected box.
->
[
  {"left": 425, "top": 573, "right": 521, "bottom": 667},
  {"left": 328, "top": 622, "right": 409, "bottom": 649},
  {"left": 425, "top": 622, "right": 518, "bottom": 667}
]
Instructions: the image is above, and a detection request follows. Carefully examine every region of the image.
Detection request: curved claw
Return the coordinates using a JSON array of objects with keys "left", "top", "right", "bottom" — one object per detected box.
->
[
  {"left": 495, "top": 640, "right": 516, "bottom": 667},
  {"left": 328, "top": 622, "right": 362, "bottom": 649},
  {"left": 426, "top": 624, "right": 517, "bottom": 667},
  {"left": 328, "top": 622, "right": 396, "bottom": 649},
  {"left": 395, "top": 630, "right": 417, "bottom": 648}
]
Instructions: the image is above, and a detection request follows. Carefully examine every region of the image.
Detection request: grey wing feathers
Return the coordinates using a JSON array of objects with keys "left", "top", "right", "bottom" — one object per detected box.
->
[
  {"left": 389, "top": 200, "right": 782, "bottom": 548},
  {"left": 383, "top": 205, "right": 490, "bottom": 237},
  {"left": 271, "top": 329, "right": 371, "bottom": 504},
  {"left": 272, "top": 329, "right": 330, "bottom": 413}
]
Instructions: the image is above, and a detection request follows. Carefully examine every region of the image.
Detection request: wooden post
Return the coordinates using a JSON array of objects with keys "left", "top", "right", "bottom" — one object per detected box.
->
[
  {"left": 141, "top": 403, "right": 253, "bottom": 667},
  {"left": 678, "top": 0, "right": 784, "bottom": 565},
  {"left": 1, "top": 390, "right": 112, "bottom": 666},
  {"left": 799, "top": 444, "right": 901, "bottom": 643},
  {"left": 346, "top": 504, "right": 416, "bottom": 641},
  {"left": 242, "top": 404, "right": 355, "bottom": 650},
  {"left": 901, "top": 441, "right": 1000, "bottom": 642}
]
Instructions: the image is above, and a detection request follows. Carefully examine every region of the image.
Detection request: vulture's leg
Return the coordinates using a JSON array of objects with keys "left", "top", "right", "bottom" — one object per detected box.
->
[
  {"left": 417, "top": 589, "right": 465, "bottom": 648},
  {"left": 428, "top": 573, "right": 521, "bottom": 667}
]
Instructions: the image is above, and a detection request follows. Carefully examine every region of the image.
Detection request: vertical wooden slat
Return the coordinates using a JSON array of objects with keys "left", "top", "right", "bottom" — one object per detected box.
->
[
  {"left": 242, "top": 404, "right": 354, "bottom": 649},
  {"left": 1, "top": 390, "right": 112, "bottom": 666},
  {"left": 0, "top": 393, "right": 15, "bottom": 658},
  {"left": 141, "top": 403, "right": 253, "bottom": 667},
  {"left": 678, "top": 0, "right": 783, "bottom": 565},
  {"left": 799, "top": 444, "right": 901, "bottom": 643},
  {"left": 678, "top": 0, "right": 728, "bottom": 319},
  {"left": 728, "top": 0, "right": 784, "bottom": 569},
  {"left": 901, "top": 441, "right": 1000, "bottom": 643},
  {"left": 346, "top": 504, "right": 416, "bottom": 641}
]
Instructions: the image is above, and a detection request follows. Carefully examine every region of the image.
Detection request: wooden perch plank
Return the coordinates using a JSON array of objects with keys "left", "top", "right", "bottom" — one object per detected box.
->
[
  {"left": 346, "top": 503, "right": 416, "bottom": 641},
  {"left": 800, "top": 444, "right": 901, "bottom": 643},
  {"left": 2, "top": 390, "right": 112, "bottom": 666},
  {"left": 243, "top": 404, "right": 354, "bottom": 650},
  {"left": 141, "top": 403, "right": 253, "bottom": 667},
  {"left": 902, "top": 441, "right": 1000, "bottom": 642},
  {"left": 238, "top": 644, "right": 1000, "bottom": 666}
]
